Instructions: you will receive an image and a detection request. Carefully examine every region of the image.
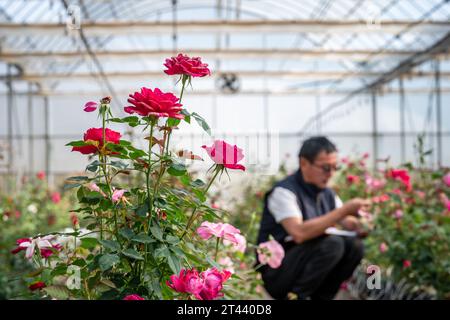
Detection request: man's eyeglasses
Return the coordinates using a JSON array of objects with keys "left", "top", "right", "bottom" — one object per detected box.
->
[{"left": 311, "top": 163, "right": 341, "bottom": 173}]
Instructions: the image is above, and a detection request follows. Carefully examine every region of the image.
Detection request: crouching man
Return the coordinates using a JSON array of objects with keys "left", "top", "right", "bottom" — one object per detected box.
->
[{"left": 256, "top": 136, "right": 371, "bottom": 300}]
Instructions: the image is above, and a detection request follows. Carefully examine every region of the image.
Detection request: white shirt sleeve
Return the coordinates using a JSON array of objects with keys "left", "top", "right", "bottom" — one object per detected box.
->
[
  {"left": 334, "top": 195, "right": 344, "bottom": 209},
  {"left": 267, "top": 187, "right": 303, "bottom": 223}
]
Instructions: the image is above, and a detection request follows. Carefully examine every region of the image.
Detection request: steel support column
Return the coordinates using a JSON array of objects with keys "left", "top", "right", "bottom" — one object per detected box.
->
[
  {"left": 371, "top": 91, "right": 378, "bottom": 169},
  {"left": 435, "top": 59, "right": 442, "bottom": 167},
  {"left": 399, "top": 77, "right": 406, "bottom": 164}
]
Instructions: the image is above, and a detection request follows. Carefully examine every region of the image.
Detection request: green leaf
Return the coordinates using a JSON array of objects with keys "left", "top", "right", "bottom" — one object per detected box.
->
[
  {"left": 108, "top": 117, "right": 124, "bottom": 123},
  {"left": 43, "top": 285, "right": 69, "bottom": 300},
  {"left": 129, "top": 150, "right": 147, "bottom": 159},
  {"left": 205, "top": 256, "right": 221, "bottom": 269},
  {"left": 80, "top": 237, "right": 99, "bottom": 249},
  {"left": 180, "top": 174, "right": 190, "bottom": 186},
  {"left": 181, "top": 109, "right": 191, "bottom": 123},
  {"left": 64, "top": 183, "right": 82, "bottom": 190},
  {"left": 86, "top": 160, "right": 101, "bottom": 172},
  {"left": 122, "top": 116, "right": 139, "bottom": 124},
  {"left": 167, "top": 163, "right": 187, "bottom": 176},
  {"left": 119, "top": 140, "right": 132, "bottom": 146},
  {"left": 122, "top": 248, "right": 144, "bottom": 260},
  {"left": 192, "top": 112, "right": 211, "bottom": 135},
  {"left": 119, "top": 228, "right": 135, "bottom": 240},
  {"left": 190, "top": 179, "right": 205, "bottom": 188},
  {"left": 167, "top": 253, "right": 181, "bottom": 274},
  {"left": 49, "top": 265, "right": 67, "bottom": 277},
  {"left": 165, "top": 235, "right": 180, "bottom": 245},
  {"left": 167, "top": 118, "right": 181, "bottom": 127},
  {"left": 110, "top": 160, "right": 128, "bottom": 170},
  {"left": 193, "top": 189, "right": 206, "bottom": 203},
  {"left": 99, "top": 254, "right": 120, "bottom": 271},
  {"left": 99, "top": 240, "right": 121, "bottom": 252},
  {"left": 136, "top": 203, "right": 148, "bottom": 217},
  {"left": 65, "top": 140, "right": 87, "bottom": 147},
  {"left": 66, "top": 176, "right": 90, "bottom": 182},
  {"left": 150, "top": 225, "right": 163, "bottom": 241},
  {"left": 132, "top": 233, "right": 155, "bottom": 244}
]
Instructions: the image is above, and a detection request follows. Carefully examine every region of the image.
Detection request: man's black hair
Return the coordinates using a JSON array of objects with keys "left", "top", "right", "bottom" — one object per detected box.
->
[{"left": 298, "top": 136, "right": 337, "bottom": 163}]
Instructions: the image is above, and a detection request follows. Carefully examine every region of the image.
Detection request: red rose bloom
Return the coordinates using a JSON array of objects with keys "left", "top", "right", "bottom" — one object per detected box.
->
[
  {"left": 124, "top": 87, "right": 183, "bottom": 119},
  {"left": 123, "top": 294, "right": 145, "bottom": 300},
  {"left": 37, "top": 171, "right": 46, "bottom": 180},
  {"left": 387, "top": 169, "right": 412, "bottom": 192},
  {"left": 164, "top": 53, "right": 211, "bottom": 78},
  {"left": 346, "top": 175, "right": 360, "bottom": 184},
  {"left": 29, "top": 281, "right": 46, "bottom": 291},
  {"left": 72, "top": 128, "right": 121, "bottom": 155}
]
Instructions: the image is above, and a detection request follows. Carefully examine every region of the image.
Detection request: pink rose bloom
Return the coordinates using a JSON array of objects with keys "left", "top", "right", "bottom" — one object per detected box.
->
[
  {"left": 415, "top": 190, "right": 425, "bottom": 199},
  {"left": 167, "top": 269, "right": 203, "bottom": 297},
  {"left": 218, "top": 257, "right": 235, "bottom": 274},
  {"left": 257, "top": 239, "right": 285, "bottom": 269},
  {"left": 36, "top": 171, "right": 45, "bottom": 180},
  {"left": 446, "top": 200, "right": 450, "bottom": 212},
  {"left": 211, "top": 203, "right": 220, "bottom": 209},
  {"left": 83, "top": 101, "right": 98, "bottom": 112},
  {"left": 362, "top": 152, "right": 369, "bottom": 159},
  {"left": 164, "top": 53, "right": 211, "bottom": 78},
  {"left": 123, "top": 294, "right": 145, "bottom": 300},
  {"left": 88, "top": 183, "right": 101, "bottom": 192},
  {"left": 14, "top": 236, "right": 60, "bottom": 259},
  {"left": 197, "top": 268, "right": 231, "bottom": 300},
  {"left": 365, "top": 175, "right": 385, "bottom": 191},
  {"left": 341, "top": 157, "right": 349, "bottom": 164},
  {"left": 372, "top": 194, "right": 390, "bottom": 203},
  {"left": 11, "top": 238, "right": 32, "bottom": 254},
  {"left": 394, "top": 209, "right": 403, "bottom": 219},
  {"left": 379, "top": 242, "right": 388, "bottom": 253},
  {"left": 196, "top": 221, "right": 241, "bottom": 244},
  {"left": 202, "top": 140, "right": 245, "bottom": 171},
  {"left": 167, "top": 268, "right": 231, "bottom": 300},
  {"left": 51, "top": 192, "right": 61, "bottom": 204},
  {"left": 403, "top": 260, "right": 412, "bottom": 268},
  {"left": 223, "top": 233, "right": 247, "bottom": 253},
  {"left": 358, "top": 210, "right": 373, "bottom": 223},
  {"left": 443, "top": 173, "right": 450, "bottom": 187},
  {"left": 112, "top": 189, "right": 126, "bottom": 203}
]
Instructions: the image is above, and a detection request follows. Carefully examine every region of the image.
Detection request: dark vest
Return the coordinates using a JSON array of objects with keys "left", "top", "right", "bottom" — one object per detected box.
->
[{"left": 256, "top": 169, "right": 337, "bottom": 248}]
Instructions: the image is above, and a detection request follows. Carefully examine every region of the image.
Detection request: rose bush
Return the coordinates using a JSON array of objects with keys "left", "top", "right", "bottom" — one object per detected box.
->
[
  {"left": 333, "top": 137, "right": 450, "bottom": 299},
  {"left": 0, "top": 173, "right": 75, "bottom": 299},
  {"left": 11, "top": 53, "right": 264, "bottom": 300}
]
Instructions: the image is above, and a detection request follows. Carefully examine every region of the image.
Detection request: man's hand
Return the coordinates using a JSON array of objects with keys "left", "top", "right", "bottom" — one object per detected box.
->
[
  {"left": 342, "top": 198, "right": 372, "bottom": 216},
  {"left": 340, "top": 216, "right": 361, "bottom": 231}
]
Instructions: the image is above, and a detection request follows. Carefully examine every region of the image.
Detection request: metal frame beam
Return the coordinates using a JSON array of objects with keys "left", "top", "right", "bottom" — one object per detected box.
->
[
  {"left": 2, "top": 49, "right": 446, "bottom": 62},
  {"left": 1, "top": 20, "right": 449, "bottom": 36},
  {"left": 3, "top": 70, "right": 450, "bottom": 81},
  {"left": 2, "top": 87, "right": 450, "bottom": 97}
]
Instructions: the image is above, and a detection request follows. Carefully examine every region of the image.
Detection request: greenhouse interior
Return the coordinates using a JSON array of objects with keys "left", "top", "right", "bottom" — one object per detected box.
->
[{"left": 1, "top": 0, "right": 450, "bottom": 301}]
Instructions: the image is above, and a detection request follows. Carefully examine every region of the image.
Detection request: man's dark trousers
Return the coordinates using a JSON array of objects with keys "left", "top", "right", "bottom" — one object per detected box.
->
[{"left": 261, "top": 235, "right": 364, "bottom": 300}]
